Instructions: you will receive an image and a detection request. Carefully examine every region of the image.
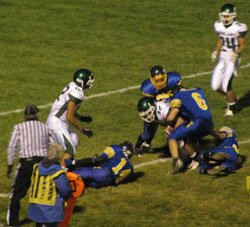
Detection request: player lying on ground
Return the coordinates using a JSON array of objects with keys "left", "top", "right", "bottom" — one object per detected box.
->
[
  {"left": 65, "top": 141, "right": 134, "bottom": 188},
  {"left": 199, "top": 126, "right": 240, "bottom": 175}
]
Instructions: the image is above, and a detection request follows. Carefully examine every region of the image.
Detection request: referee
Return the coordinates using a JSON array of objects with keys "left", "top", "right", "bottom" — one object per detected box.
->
[{"left": 6, "top": 104, "right": 57, "bottom": 227}]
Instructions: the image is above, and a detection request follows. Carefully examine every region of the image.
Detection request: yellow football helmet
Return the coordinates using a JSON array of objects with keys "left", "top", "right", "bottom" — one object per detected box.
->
[{"left": 150, "top": 65, "right": 167, "bottom": 90}]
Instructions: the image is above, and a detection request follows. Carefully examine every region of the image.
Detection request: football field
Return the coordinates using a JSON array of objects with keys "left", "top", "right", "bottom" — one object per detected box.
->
[{"left": 0, "top": 0, "right": 250, "bottom": 226}]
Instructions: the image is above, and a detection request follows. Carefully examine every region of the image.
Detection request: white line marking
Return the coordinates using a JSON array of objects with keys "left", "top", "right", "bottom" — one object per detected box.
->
[
  {"left": 134, "top": 158, "right": 171, "bottom": 169},
  {"left": 239, "top": 139, "right": 250, "bottom": 145},
  {"left": 0, "top": 193, "right": 10, "bottom": 198},
  {"left": 1, "top": 63, "right": 249, "bottom": 116},
  {"left": 0, "top": 139, "right": 249, "bottom": 197}
]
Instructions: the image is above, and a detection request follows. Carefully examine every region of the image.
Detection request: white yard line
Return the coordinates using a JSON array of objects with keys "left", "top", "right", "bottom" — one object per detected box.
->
[
  {"left": 1, "top": 63, "right": 250, "bottom": 116},
  {"left": 0, "top": 139, "right": 249, "bottom": 197}
]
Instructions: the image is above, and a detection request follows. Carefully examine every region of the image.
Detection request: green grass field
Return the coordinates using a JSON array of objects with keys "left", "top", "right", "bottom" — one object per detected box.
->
[{"left": 0, "top": 0, "right": 250, "bottom": 226}]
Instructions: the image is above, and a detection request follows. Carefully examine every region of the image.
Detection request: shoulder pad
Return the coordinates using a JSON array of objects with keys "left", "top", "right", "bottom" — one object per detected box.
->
[{"left": 141, "top": 79, "right": 157, "bottom": 97}]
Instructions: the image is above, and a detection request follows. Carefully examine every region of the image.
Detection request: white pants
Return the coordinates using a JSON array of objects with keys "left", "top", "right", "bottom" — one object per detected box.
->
[
  {"left": 211, "top": 57, "right": 240, "bottom": 93},
  {"left": 46, "top": 115, "right": 79, "bottom": 156}
]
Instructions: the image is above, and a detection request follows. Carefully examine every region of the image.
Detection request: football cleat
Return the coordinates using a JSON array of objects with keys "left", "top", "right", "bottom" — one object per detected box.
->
[
  {"left": 207, "top": 164, "right": 227, "bottom": 175},
  {"left": 186, "top": 160, "right": 200, "bottom": 170},
  {"left": 224, "top": 109, "right": 234, "bottom": 116},
  {"left": 211, "top": 152, "right": 231, "bottom": 161},
  {"left": 73, "top": 69, "right": 95, "bottom": 89}
]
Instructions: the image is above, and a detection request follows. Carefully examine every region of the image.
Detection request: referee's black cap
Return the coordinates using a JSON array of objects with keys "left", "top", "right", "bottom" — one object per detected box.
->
[{"left": 24, "top": 104, "right": 39, "bottom": 115}]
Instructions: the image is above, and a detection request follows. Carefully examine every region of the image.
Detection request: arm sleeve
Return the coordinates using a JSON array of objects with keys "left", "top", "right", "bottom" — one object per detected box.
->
[
  {"left": 92, "top": 154, "right": 107, "bottom": 166},
  {"left": 74, "top": 154, "right": 107, "bottom": 168},
  {"left": 238, "top": 23, "right": 248, "bottom": 37},
  {"left": 74, "top": 157, "right": 95, "bottom": 167},
  {"left": 7, "top": 125, "right": 19, "bottom": 165}
]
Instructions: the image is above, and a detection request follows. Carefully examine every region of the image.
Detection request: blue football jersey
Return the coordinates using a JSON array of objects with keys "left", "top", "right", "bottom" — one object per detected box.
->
[
  {"left": 141, "top": 72, "right": 181, "bottom": 97},
  {"left": 101, "top": 145, "right": 134, "bottom": 184},
  {"left": 170, "top": 88, "right": 212, "bottom": 121}
]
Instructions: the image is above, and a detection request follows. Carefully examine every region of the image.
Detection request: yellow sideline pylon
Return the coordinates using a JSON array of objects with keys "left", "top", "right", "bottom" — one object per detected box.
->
[{"left": 246, "top": 176, "right": 250, "bottom": 200}]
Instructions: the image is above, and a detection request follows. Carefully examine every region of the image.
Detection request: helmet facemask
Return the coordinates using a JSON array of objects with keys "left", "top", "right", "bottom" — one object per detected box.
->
[
  {"left": 139, "top": 103, "right": 156, "bottom": 123},
  {"left": 150, "top": 73, "right": 167, "bottom": 90},
  {"left": 120, "top": 141, "right": 134, "bottom": 159},
  {"left": 73, "top": 69, "right": 94, "bottom": 89},
  {"left": 219, "top": 11, "right": 237, "bottom": 26},
  {"left": 219, "top": 4, "right": 237, "bottom": 26},
  {"left": 85, "top": 76, "right": 95, "bottom": 89}
]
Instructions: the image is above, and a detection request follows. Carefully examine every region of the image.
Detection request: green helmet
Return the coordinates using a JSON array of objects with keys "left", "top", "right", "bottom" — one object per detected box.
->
[
  {"left": 137, "top": 97, "right": 156, "bottom": 123},
  {"left": 219, "top": 3, "right": 237, "bottom": 26},
  {"left": 73, "top": 69, "right": 94, "bottom": 89}
]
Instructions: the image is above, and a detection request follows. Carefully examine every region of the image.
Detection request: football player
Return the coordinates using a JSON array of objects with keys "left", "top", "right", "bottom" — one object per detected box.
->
[
  {"left": 47, "top": 69, "right": 95, "bottom": 166},
  {"left": 211, "top": 3, "right": 248, "bottom": 116},
  {"left": 65, "top": 141, "right": 134, "bottom": 188},
  {"left": 135, "top": 95, "right": 171, "bottom": 156},
  {"left": 141, "top": 65, "right": 182, "bottom": 97},
  {"left": 199, "top": 127, "right": 239, "bottom": 175},
  {"left": 167, "top": 77, "right": 214, "bottom": 174},
  {"left": 136, "top": 96, "right": 196, "bottom": 170}
]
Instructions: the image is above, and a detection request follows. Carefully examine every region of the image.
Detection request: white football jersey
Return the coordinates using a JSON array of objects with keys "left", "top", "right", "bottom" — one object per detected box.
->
[
  {"left": 154, "top": 100, "right": 170, "bottom": 126},
  {"left": 214, "top": 20, "right": 248, "bottom": 59},
  {"left": 48, "top": 82, "right": 84, "bottom": 121}
]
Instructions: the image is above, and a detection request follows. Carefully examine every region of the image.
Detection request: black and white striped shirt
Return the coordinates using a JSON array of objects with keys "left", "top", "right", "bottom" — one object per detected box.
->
[{"left": 7, "top": 119, "right": 57, "bottom": 165}]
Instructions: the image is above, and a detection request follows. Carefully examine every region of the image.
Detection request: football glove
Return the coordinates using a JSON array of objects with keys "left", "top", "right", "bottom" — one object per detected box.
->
[
  {"left": 6, "top": 165, "right": 13, "bottom": 178},
  {"left": 81, "top": 128, "right": 93, "bottom": 138},
  {"left": 79, "top": 116, "right": 93, "bottom": 123},
  {"left": 211, "top": 50, "right": 218, "bottom": 62}
]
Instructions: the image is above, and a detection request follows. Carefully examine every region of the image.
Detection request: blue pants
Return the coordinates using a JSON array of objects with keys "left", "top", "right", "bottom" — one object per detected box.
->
[
  {"left": 199, "top": 147, "right": 238, "bottom": 174},
  {"left": 72, "top": 167, "right": 115, "bottom": 189},
  {"left": 168, "top": 118, "right": 214, "bottom": 142}
]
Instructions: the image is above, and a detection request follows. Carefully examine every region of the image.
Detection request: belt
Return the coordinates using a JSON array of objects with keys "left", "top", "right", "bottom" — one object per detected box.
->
[{"left": 20, "top": 156, "right": 44, "bottom": 162}]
